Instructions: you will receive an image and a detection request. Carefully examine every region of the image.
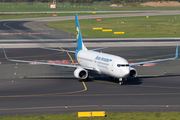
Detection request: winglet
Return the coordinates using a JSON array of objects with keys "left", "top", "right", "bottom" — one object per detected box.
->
[
  {"left": 2, "top": 47, "right": 11, "bottom": 61},
  {"left": 175, "top": 45, "right": 178, "bottom": 59}
]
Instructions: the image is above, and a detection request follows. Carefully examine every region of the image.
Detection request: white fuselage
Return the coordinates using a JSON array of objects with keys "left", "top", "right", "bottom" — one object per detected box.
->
[{"left": 76, "top": 50, "right": 130, "bottom": 79}]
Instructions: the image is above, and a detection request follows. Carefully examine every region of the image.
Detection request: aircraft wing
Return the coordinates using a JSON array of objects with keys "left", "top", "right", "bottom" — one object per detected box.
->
[
  {"left": 2, "top": 47, "right": 94, "bottom": 70},
  {"left": 130, "top": 46, "right": 178, "bottom": 67}
]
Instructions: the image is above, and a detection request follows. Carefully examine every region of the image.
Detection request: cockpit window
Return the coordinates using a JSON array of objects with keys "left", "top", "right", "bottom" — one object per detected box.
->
[{"left": 117, "top": 64, "right": 129, "bottom": 67}]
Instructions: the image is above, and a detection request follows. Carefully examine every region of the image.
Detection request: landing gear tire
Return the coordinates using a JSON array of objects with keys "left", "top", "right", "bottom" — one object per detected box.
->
[
  {"left": 119, "top": 81, "right": 123, "bottom": 85},
  {"left": 119, "top": 78, "right": 123, "bottom": 85}
]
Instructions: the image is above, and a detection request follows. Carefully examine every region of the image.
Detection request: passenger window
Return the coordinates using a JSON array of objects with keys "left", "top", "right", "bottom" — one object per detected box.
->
[
  {"left": 121, "top": 65, "right": 125, "bottom": 67},
  {"left": 117, "top": 64, "right": 121, "bottom": 67},
  {"left": 126, "top": 64, "right": 129, "bottom": 66}
]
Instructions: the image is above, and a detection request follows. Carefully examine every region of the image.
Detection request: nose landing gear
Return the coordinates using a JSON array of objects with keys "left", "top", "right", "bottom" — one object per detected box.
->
[
  {"left": 109, "top": 77, "right": 126, "bottom": 85},
  {"left": 119, "top": 78, "right": 127, "bottom": 85},
  {"left": 119, "top": 78, "right": 123, "bottom": 85}
]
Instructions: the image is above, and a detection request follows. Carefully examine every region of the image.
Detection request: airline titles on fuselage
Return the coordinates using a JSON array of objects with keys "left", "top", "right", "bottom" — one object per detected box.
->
[
  {"left": 95, "top": 56, "right": 112, "bottom": 63},
  {"left": 95, "top": 56, "right": 112, "bottom": 69}
]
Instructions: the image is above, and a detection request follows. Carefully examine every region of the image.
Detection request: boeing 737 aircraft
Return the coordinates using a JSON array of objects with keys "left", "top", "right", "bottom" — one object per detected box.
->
[{"left": 3, "top": 14, "right": 178, "bottom": 85}]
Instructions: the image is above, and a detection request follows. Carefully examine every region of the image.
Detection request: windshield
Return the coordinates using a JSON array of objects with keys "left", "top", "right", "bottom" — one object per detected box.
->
[{"left": 117, "top": 64, "right": 129, "bottom": 67}]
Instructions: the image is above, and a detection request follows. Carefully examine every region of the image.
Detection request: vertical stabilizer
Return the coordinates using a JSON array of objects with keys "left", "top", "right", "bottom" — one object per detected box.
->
[{"left": 75, "top": 14, "right": 87, "bottom": 54}]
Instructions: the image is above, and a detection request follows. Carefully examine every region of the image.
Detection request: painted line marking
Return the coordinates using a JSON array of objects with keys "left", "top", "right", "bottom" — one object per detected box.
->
[
  {"left": 58, "top": 46, "right": 75, "bottom": 65},
  {"left": 0, "top": 80, "right": 87, "bottom": 98},
  {"left": 3, "top": 22, "right": 43, "bottom": 40},
  {"left": 2, "top": 104, "right": 180, "bottom": 112},
  {"left": 3, "top": 22, "right": 178, "bottom": 98},
  {"left": 2, "top": 23, "right": 88, "bottom": 98},
  {"left": 19, "top": 76, "right": 66, "bottom": 78},
  {"left": 94, "top": 80, "right": 117, "bottom": 85},
  {"left": 2, "top": 92, "right": 180, "bottom": 98},
  {"left": 129, "top": 62, "right": 157, "bottom": 66},
  {"left": 131, "top": 85, "right": 180, "bottom": 89},
  {"left": 0, "top": 33, "right": 51, "bottom": 35},
  {"left": 1, "top": 74, "right": 179, "bottom": 97},
  {"left": 29, "top": 60, "right": 79, "bottom": 65},
  {"left": 3, "top": 22, "right": 24, "bottom": 33},
  {"left": 2, "top": 104, "right": 180, "bottom": 111},
  {"left": 27, "top": 33, "right": 50, "bottom": 35},
  {"left": 1, "top": 46, "right": 86, "bottom": 97},
  {"left": 35, "top": 92, "right": 180, "bottom": 97},
  {"left": 0, "top": 51, "right": 65, "bottom": 60},
  {"left": 47, "top": 60, "right": 78, "bottom": 65},
  {"left": 0, "top": 33, "right": 23, "bottom": 35}
]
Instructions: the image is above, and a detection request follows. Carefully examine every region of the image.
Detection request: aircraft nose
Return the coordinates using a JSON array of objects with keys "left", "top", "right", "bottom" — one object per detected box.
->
[{"left": 123, "top": 68, "right": 130, "bottom": 77}]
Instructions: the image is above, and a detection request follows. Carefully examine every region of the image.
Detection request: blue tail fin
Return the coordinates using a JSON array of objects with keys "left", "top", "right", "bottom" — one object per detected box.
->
[{"left": 75, "top": 14, "right": 87, "bottom": 54}]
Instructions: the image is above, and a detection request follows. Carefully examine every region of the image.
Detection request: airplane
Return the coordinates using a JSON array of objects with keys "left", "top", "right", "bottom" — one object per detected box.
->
[{"left": 2, "top": 14, "right": 179, "bottom": 85}]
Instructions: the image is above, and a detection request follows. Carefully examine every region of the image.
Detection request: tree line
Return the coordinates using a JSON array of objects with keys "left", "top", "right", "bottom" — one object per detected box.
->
[{"left": 0, "top": 0, "right": 93, "bottom": 3}]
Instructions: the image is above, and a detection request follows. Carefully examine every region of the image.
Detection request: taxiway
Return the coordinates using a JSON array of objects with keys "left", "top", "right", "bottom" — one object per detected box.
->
[{"left": 0, "top": 11, "right": 180, "bottom": 116}]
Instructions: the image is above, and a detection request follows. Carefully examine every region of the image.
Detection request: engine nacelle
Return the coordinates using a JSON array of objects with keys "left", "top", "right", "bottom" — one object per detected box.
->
[
  {"left": 74, "top": 67, "right": 88, "bottom": 79},
  {"left": 129, "top": 67, "right": 137, "bottom": 78}
]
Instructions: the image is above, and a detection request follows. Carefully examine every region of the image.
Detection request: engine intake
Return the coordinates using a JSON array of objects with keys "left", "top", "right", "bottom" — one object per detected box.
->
[
  {"left": 74, "top": 67, "right": 88, "bottom": 79},
  {"left": 129, "top": 67, "right": 137, "bottom": 78}
]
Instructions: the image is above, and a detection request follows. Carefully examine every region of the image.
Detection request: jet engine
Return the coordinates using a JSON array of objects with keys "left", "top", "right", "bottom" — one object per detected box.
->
[
  {"left": 129, "top": 67, "right": 137, "bottom": 78},
  {"left": 74, "top": 67, "right": 88, "bottom": 79}
]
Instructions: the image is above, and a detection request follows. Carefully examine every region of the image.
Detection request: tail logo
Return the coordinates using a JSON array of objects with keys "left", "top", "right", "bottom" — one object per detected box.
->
[{"left": 76, "top": 27, "right": 79, "bottom": 40}]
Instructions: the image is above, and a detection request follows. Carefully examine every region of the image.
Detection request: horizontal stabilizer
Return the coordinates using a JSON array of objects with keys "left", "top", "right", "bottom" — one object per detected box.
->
[
  {"left": 41, "top": 47, "right": 75, "bottom": 53},
  {"left": 90, "top": 47, "right": 108, "bottom": 51}
]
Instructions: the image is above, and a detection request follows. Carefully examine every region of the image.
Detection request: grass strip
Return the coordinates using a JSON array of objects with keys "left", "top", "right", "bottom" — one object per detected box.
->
[
  {"left": 46, "top": 14, "right": 180, "bottom": 38},
  {"left": 0, "top": 3, "right": 180, "bottom": 12},
  {"left": 1, "top": 112, "right": 180, "bottom": 120}
]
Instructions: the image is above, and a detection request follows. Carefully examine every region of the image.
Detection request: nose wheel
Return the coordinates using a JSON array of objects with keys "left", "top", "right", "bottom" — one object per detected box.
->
[{"left": 119, "top": 78, "right": 123, "bottom": 85}]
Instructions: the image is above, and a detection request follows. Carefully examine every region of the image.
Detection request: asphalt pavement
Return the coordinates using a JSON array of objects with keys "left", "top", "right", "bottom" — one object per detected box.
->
[{"left": 0, "top": 11, "right": 180, "bottom": 116}]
